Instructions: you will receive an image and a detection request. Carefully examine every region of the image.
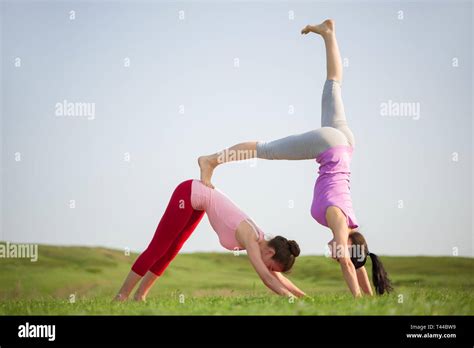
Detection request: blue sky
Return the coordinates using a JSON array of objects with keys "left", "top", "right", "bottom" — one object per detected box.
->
[{"left": 1, "top": 0, "right": 472, "bottom": 256}]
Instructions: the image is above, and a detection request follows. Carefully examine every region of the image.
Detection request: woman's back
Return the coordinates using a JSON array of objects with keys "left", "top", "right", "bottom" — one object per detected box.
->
[{"left": 191, "top": 180, "right": 263, "bottom": 250}]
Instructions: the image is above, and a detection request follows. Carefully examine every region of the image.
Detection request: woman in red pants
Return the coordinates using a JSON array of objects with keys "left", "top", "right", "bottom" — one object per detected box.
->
[{"left": 115, "top": 179, "right": 304, "bottom": 301}]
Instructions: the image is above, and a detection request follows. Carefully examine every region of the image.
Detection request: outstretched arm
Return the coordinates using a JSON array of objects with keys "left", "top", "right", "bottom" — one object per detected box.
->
[
  {"left": 235, "top": 222, "right": 292, "bottom": 297},
  {"left": 356, "top": 266, "right": 373, "bottom": 296},
  {"left": 246, "top": 243, "right": 292, "bottom": 296},
  {"left": 326, "top": 207, "right": 362, "bottom": 298},
  {"left": 273, "top": 272, "right": 306, "bottom": 298}
]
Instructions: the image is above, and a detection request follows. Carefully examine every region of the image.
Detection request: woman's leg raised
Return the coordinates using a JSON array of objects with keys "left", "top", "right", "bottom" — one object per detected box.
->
[
  {"left": 197, "top": 19, "right": 353, "bottom": 189},
  {"left": 303, "top": 19, "right": 355, "bottom": 147},
  {"left": 198, "top": 127, "right": 348, "bottom": 188}
]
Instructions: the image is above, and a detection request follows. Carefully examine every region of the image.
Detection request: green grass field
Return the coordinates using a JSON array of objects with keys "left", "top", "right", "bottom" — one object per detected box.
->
[{"left": 0, "top": 243, "right": 473, "bottom": 315}]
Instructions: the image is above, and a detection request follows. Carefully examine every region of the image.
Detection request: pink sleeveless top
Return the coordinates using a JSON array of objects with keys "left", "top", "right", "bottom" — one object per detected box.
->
[
  {"left": 311, "top": 145, "right": 359, "bottom": 229},
  {"left": 190, "top": 180, "right": 264, "bottom": 250}
]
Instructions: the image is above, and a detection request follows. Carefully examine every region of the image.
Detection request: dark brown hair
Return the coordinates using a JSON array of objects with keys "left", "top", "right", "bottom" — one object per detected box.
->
[
  {"left": 268, "top": 236, "right": 300, "bottom": 273},
  {"left": 349, "top": 232, "right": 393, "bottom": 295}
]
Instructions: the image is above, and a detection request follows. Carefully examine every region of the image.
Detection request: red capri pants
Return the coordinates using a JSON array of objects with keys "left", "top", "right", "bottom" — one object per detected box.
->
[{"left": 131, "top": 179, "right": 204, "bottom": 276}]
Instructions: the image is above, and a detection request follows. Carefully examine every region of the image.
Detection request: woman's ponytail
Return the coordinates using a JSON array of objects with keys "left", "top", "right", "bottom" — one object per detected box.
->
[{"left": 368, "top": 252, "right": 393, "bottom": 295}]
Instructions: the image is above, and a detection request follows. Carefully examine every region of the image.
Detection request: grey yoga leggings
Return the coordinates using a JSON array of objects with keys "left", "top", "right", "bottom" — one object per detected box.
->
[{"left": 256, "top": 79, "right": 355, "bottom": 160}]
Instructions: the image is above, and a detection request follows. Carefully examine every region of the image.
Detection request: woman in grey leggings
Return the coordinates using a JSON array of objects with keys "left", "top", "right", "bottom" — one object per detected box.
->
[{"left": 198, "top": 19, "right": 392, "bottom": 298}]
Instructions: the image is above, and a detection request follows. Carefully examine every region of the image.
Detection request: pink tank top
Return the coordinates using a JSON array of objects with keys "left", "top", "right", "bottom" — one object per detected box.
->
[
  {"left": 311, "top": 145, "right": 359, "bottom": 229},
  {"left": 190, "top": 180, "right": 265, "bottom": 250}
]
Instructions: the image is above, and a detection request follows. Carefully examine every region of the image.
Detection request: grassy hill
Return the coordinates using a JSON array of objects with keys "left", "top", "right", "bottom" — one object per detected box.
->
[{"left": 0, "top": 243, "right": 472, "bottom": 315}]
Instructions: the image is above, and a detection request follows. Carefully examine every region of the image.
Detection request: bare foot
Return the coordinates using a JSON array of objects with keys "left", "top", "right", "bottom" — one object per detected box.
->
[
  {"left": 198, "top": 155, "right": 216, "bottom": 189},
  {"left": 301, "top": 19, "right": 335, "bottom": 37},
  {"left": 113, "top": 293, "right": 128, "bottom": 302},
  {"left": 133, "top": 294, "right": 147, "bottom": 302}
]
